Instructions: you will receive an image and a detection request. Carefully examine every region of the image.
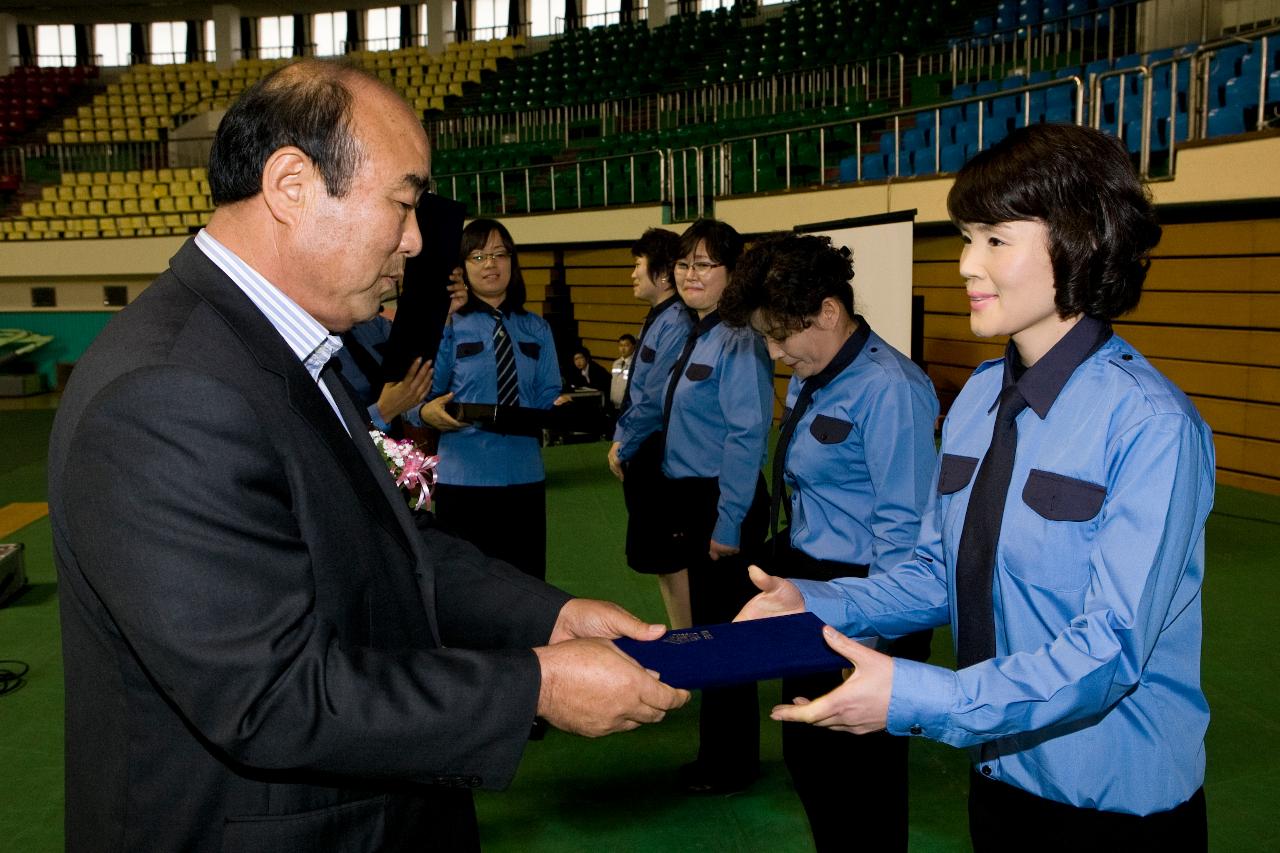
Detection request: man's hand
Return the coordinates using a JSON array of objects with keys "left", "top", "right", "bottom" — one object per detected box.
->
[
  {"left": 533, "top": 639, "right": 689, "bottom": 737},
  {"left": 548, "top": 597, "right": 665, "bottom": 644},
  {"left": 770, "top": 626, "right": 894, "bottom": 734},
  {"left": 607, "top": 442, "right": 624, "bottom": 481},
  {"left": 734, "top": 565, "right": 805, "bottom": 621},
  {"left": 419, "top": 392, "right": 464, "bottom": 431},
  {"left": 375, "top": 357, "right": 433, "bottom": 423},
  {"left": 446, "top": 268, "right": 467, "bottom": 316},
  {"left": 708, "top": 539, "right": 739, "bottom": 561}
]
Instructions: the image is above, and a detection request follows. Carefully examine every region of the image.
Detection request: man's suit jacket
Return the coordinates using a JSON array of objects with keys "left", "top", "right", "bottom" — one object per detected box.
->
[{"left": 47, "top": 239, "right": 572, "bottom": 852}]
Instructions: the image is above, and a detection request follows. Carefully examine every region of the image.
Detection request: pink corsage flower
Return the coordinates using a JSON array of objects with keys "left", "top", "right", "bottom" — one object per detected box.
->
[{"left": 368, "top": 430, "right": 439, "bottom": 512}]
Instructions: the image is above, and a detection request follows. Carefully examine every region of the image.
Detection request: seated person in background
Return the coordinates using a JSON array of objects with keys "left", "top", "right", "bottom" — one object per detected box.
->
[
  {"left": 720, "top": 232, "right": 937, "bottom": 852},
  {"left": 739, "top": 123, "right": 1213, "bottom": 851},
  {"left": 610, "top": 334, "right": 637, "bottom": 411},
  {"left": 567, "top": 345, "right": 612, "bottom": 397}
]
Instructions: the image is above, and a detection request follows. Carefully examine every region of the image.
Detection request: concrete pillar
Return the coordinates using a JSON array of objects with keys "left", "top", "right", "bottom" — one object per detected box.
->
[
  {"left": 212, "top": 5, "right": 241, "bottom": 70},
  {"left": 0, "top": 15, "right": 19, "bottom": 76},
  {"left": 427, "top": 0, "right": 451, "bottom": 56},
  {"left": 648, "top": 0, "right": 668, "bottom": 29}
]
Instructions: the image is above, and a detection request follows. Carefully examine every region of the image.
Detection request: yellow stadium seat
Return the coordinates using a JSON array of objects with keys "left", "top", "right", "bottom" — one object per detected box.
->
[
  {"left": 73, "top": 185, "right": 90, "bottom": 200},
  {"left": 40, "top": 187, "right": 58, "bottom": 202},
  {"left": 158, "top": 197, "right": 175, "bottom": 212},
  {"left": 91, "top": 185, "right": 108, "bottom": 200},
  {"left": 54, "top": 201, "right": 71, "bottom": 217},
  {"left": 46, "top": 131, "right": 62, "bottom": 144},
  {"left": 37, "top": 201, "right": 54, "bottom": 216},
  {"left": 122, "top": 199, "right": 139, "bottom": 214},
  {"left": 88, "top": 201, "right": 106, "bottom": 216},
  {"left": 32, "top": 220, "right": 48, "bottom": 232},
  {"left": 139, "top": 198, "right": 157, "bottom": 214},
  {"left": 106, "top": 200, "right": 123, "bottom": 215},
  {"left": 57, "top": 186, "right": 74, "bottom": 201},
  {"left": 71, "top": 201, "right": 87, "bottom": 216}
]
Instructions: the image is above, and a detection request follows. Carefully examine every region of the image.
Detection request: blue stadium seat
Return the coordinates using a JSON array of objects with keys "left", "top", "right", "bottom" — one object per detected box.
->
[
  {"left": 940, "top": 142, "right": 968, "bottom": 173},
  {"left": 1206, "top": 107, "right": 1246, "bottom": 137},
  {"left": 837, "top": 154, "right": 859, "bottom": 183},
  {"left": 911, "top": 146, "right": 938, "bottom": 176},
  {"left": 862, "top": 152, "right": 888, "bottom": 180}
]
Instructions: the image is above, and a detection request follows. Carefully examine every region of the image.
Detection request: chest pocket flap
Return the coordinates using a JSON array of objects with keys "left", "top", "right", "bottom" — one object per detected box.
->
[
  {"left": 938, "top": 453, "right": 978, "bottom": 495},
  {"left": 640, "top": 345, "right": 657, "bottom": 364},
  {"left": 456, "top": 340, "right": 483, "bottom": 358},
  {"left": 517, "top": 341, "right": 541, "bottom": 358},
  {"left": 809, "top": 414, "right": 854, "bottom": 444},
  {"left": 1022, "top": 469, "right": 1106, "bottom": 521},
  {"left": 685, "top": 362, "right": 713, "bottom": 381}
]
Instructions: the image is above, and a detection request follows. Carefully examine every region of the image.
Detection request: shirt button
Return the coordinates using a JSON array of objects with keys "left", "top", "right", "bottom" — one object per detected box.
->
[
  {"left": 981, "top": 765, "right": 993, "bottom": 776},
  {"left": 909, "top": 725, "right": 923, "bottom": 735},
  {"left": 1122, "top": 354, "right": 1133, "bottom": 361}
]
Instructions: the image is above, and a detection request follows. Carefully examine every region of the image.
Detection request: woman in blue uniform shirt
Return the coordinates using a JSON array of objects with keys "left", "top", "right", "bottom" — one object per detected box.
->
[
  {"left": 423, "top": 218, "right": 563, "bottom": 580},
  {"left": 720, "top": 233, "right": 937, "bottom": 851},
  {"left": 740, "top": 124, "right": 1213, "bottom": 849},
  {"left": 607, "top": 227, "right": 694, "bottom": 628},
  {"left": 663, "top": 218, "right": 773, "bottom": 793}
]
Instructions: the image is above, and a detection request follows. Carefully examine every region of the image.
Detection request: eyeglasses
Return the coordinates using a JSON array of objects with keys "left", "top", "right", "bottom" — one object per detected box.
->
[
  {"left": 466, "top": 250, "right": 512, "bottom": 264},
  {"left": 675, "top": 260, "right": 723, "bottom": 276}
]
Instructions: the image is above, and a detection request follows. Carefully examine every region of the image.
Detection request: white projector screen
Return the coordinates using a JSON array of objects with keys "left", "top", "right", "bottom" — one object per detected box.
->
[{"left": 795, "top": 210, "right": 917, "bottom": 358}]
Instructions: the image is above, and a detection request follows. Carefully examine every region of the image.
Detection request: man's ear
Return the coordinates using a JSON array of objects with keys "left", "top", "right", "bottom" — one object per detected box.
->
[{"left": 260, "top": 146, "right": 314, "bottom": 226}]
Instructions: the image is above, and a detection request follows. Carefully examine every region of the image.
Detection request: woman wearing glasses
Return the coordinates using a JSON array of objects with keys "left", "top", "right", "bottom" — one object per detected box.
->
[
  {"left": 662, "top": 218, "right": 773, "bottom": 794},
  {"left": 423, "top": 218, "right": 563, "bottom": 580}
]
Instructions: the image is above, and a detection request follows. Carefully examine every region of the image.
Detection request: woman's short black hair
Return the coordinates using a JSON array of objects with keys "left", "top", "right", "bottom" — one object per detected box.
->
[
  {"left": 631, "top": 227, "right": 682, "bottom": 289},
  {"left": 678, "top": 218, "right": 745, "bottom": 272},
  {"left": 947, "top": 123, "right": 1161, "bottom": 320},
  {"left": 720, "top": 233, "right": 855, "bottom": 336},
  {"left": 208, "top": 60, "right": 366, "bottom": 206},
  {"left": 457, "top": 218, "right": 528, "bottom": 315}
]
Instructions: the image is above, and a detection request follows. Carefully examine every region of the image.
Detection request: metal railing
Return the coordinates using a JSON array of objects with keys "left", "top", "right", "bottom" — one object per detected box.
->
[
  {"left": 434, "top": 147, "right": 666, "bottom": 217},
  {"left": 922, "top": 0, "right": 1146, "bottom": 86},
  {"left": 428, "top": 52, "right": 906, "bottom": 151},
  {"left": 0, "top": 146, "right": 25, "bottom": 181}
]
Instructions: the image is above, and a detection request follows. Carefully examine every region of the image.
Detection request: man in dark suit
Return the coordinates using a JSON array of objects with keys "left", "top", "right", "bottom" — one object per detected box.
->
[{"left": 47, "top": 60, "right": 686, "bottom": 853}]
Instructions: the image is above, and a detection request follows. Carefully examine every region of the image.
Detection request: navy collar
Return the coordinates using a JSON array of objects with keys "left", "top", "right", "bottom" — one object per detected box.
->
[
  {"left": 998, "top": 315, "right": 1113, "bottom": 419},
  {"left": 802, "top": 315, "right": 872, "bottom": 396},
  {"left": 649, "top": 292, "right": 682, "bottom": 320}
]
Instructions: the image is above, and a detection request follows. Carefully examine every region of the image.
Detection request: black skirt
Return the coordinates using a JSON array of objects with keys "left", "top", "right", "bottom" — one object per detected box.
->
[{"left": 621, "top": 432, "right": 681, "bottom": 574}]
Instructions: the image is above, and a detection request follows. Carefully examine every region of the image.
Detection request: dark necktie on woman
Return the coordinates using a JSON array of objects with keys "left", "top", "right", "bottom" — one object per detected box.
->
[
  {"left": 490, "top": 308, "right": 520, "bottom": 406},
  {"left": 954, "top": 384, "right": 1029, "bottom": 669}
]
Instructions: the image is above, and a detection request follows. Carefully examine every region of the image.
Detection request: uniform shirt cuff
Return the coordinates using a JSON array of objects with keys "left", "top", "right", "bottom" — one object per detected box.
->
[
  {"left": 712, "top": 517, "right": 741, "bottom": 549},
  {"left": 793, "top": 578, "right": 854, "bottom": 629},
  {"left": 367, "top": 404, "right": 390, "bottom": 432},
  {"left": 886, "top": 658, "right": 956, "bottom": 739}
]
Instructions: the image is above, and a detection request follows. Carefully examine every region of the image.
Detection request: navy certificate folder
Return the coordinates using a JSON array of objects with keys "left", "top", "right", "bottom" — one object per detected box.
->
[{"left": 613, "top": 612, "right": 849, "bottom": 690}]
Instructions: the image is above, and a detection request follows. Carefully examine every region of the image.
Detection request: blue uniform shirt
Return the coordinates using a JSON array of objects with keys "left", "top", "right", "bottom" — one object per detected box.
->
[
  {"left": 613, "top": 295, "right": 690, "bottom": 461},
  {"left": 783, "top": 323, "right": 938, "bottom": 570},
  {"left": 663, "top": 315, "right": 772, "bottom": 547},
  {"left": 335, "top": 315, "right": 425, "bottom": 431},
  {"left": 430, "top": 308, "right": 562, "bottom": 486},
  {"left": 796, "top": 320, "right": 1214, "bottom": 815}
]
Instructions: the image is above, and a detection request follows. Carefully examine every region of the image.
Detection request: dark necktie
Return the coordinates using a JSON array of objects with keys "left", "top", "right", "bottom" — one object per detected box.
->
[
  {"left": 955, "top": 383, "right": 1029, "bottom": 669},
  {"left": 768, "top": 322, "right": 870, "bottom": 553},
  {"left": 621, "top": 296, "right": 677, "bottom": 414},
  {"left": 660, "top": 311, "right": 720, "bottom": 440},
  {"left": 490, "top": 309, "right": 520, "bottom": 406}
]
